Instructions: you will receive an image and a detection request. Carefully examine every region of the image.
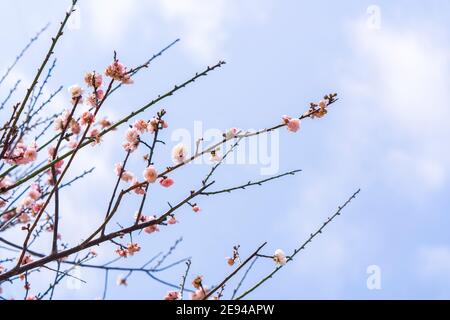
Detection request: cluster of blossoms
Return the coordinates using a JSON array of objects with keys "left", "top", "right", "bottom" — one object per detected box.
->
[
  {"left": 282, "top": 94, "right": 336, "bottom": 133},
  {"left": 53, "top": 109, "right": 80, "bottom": 134},
  {"left": 52, "top": 59, "right": 130, "bottom": 152},
  {"left": 115, "top": 242, "right": 141, "bottom": 258},
  {"left": 3, "top": 141, "right": 37, "bottom": 166},
  {"left": 309, "top": 97, "right": 330, "bottom": 119},
  {"left": 307, "top": 93, "right": 337, "bottom": 119},
  {"left": 123, "top": 117, "right": 168, "bottom": 153},
  {"left": 15, "top": 183, "right": 42, "bottom": 221},
  {"left": 1, "top": 184, "right": 43, "bottom": 223},
  {"left": 84, "top": 72, "right": 105, "bottom": 107},
  {"left": 105, "top": 59, "right": 133, "bottom": 84}
]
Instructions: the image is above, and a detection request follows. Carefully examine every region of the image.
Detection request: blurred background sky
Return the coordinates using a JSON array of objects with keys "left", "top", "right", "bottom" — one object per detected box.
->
[{"left": 1, "top": 0, "right": 450, "bottom": 299}]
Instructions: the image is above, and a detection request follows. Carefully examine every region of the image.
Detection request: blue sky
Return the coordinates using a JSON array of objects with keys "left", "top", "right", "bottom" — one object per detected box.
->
[{"left": 1, "top": 0, "right": 450, "bottom": 299}]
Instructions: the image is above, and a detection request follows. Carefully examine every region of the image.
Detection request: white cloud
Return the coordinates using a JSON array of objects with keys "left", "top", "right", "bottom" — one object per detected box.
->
[
  {"left": 340, "top": 19, "right": 450, "bottom": 193},
  {"left": 350, "top": 22, "right": 450, "bottom": 138},
  {"left": 155, "top": 0, "right": 230, "bottom": 61},
  {"left": 385, "top": 149, "right": 446, "bottom": 191},
  {"left": 85, "top": 0, "right": 139, "bottom": 46},
  {"left": 86, "top": 0, "right": 271, "bottom": 62}
]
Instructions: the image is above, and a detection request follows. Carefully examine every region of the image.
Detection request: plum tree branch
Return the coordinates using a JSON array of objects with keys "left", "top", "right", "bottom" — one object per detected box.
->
[{"left": 235, "top": 189, "right": 361, "bottom": 300}]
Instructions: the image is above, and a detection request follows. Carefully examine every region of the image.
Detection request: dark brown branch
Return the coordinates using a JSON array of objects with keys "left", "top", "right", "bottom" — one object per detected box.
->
[
  {"left": 51, "top": 99, "right": 80, "bottom": 254},
  {"left": 101, "top": 151, "right": 131, "bottom": 236},
  {"left": 0, "top": 182, "right": 214, "bottom": 281}
]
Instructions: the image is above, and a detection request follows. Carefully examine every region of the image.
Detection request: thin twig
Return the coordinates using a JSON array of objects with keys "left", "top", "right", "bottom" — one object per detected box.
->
[
  {"left": 202, "top": 242, "right": 267, "bottom": 300},
  {"left": 235, "top": 189, "right": 361, "bottom": 300},
  {"left": 180, "top": 260, "right": 192, "bottom": 300},
  {"left": 231, "top": 256, "right": 258, "bottom": 300},
  {"left": 201, "top": 169, "right": 302, "bottom": 196}
]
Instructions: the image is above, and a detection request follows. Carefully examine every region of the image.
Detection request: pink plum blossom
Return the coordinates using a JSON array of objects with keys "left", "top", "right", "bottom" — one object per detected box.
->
[
  {"left": 84, "top": 72, "right": 103, "bottom": 88},
  {"left": 105, "top": 60, "right": 133, "bottom": 84},
  {"left": 80, "top": 111, "right": 95, "bottom": 125},
  {"left": 143, "top": 165, "right": 158, "bottom": 183},
  {"left": 120, "top": 171, "right": 134, "bottom": 183},
  {"left": 273, "top": 249, "right": 287, "bottom": 266},
  {"left": 133, "top": 119, "right": 148, "bottom": 133},
  {"left": 171, "top": 143, "right": 187, "bottom": 164}
]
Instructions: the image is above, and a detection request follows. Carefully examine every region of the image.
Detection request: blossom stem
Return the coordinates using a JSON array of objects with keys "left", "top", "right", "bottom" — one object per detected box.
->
[
  {"left": 134, "top": 112, "right": 163, "bottom": 225},
  {"left": 51, "top": 98, "right": 80, "bottom": 254},
  {"left": 101, "top": 151, "right": 131, "bottom": 236}
]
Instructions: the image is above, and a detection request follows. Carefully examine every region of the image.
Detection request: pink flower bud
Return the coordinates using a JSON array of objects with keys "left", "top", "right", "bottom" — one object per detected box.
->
[{"left": 159, "top": 177, "right": 174, "bottom": 188}]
